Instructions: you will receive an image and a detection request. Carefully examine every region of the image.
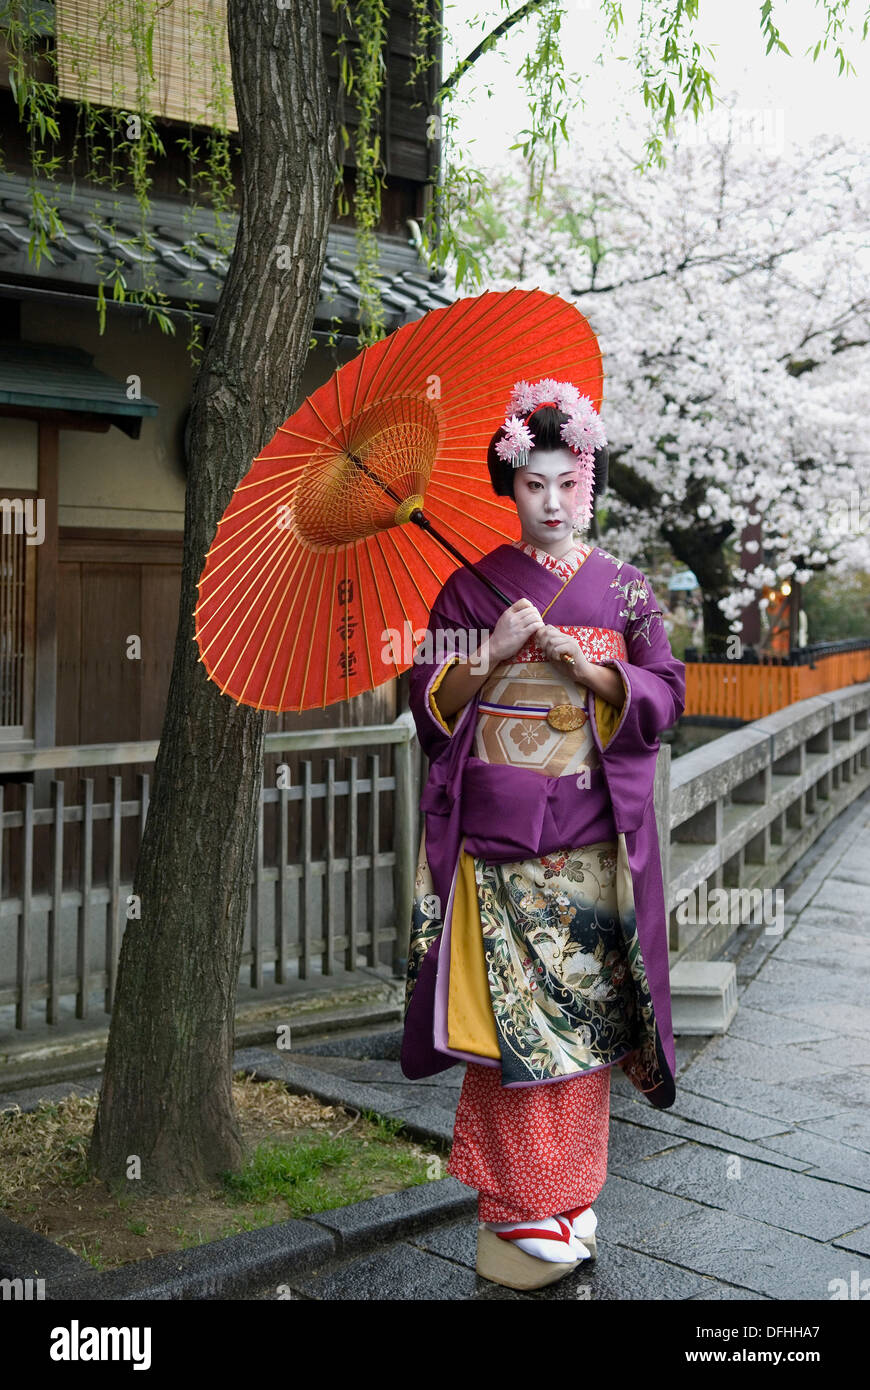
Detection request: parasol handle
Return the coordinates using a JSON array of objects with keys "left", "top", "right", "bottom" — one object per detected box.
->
[
  {"left": 407, "top": 508, "right": 576, "bottom": 667},
  {"left": 348, "top": 454, "right": 529, "bottom": 607},
  {"left": 406, "top": 508, "right": 513, "bottom": 606},
  {"left": 347, "top": 454, "right": 514, "bottom": 600},
  {"left": 347, "top": 453, "right": 572, "bottom": 664}
]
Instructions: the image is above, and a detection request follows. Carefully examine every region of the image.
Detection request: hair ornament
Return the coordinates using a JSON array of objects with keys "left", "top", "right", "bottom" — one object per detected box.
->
[{"left": 495, "top": 376, "right": 607, "bottom": 532}]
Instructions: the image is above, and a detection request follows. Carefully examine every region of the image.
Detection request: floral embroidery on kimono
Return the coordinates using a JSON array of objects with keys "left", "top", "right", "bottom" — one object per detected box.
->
[
  {"left": 475, "top": 842, "right": 640, "bottom": 1084},
  {"left": 597, "top": 545, "right": 665, "bottom": 648}
]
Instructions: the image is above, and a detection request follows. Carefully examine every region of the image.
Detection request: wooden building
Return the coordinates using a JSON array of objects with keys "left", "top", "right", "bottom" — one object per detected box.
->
[
  {"left": 0, "top": 1, "right": 448, "bottom": 1026},
  {"left": 0, "top": 0, "right": 448, "bottom": 757}
]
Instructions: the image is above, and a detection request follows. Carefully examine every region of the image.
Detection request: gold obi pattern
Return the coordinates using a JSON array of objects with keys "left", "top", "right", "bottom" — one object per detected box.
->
[{"left": 473, "top": 626, "right": 628, "bottom": 777}]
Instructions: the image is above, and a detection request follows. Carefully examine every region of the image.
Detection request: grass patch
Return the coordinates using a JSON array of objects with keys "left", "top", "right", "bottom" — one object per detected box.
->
[{"left": 0, "top": 1072, "right": 446, "bottom": 1271}]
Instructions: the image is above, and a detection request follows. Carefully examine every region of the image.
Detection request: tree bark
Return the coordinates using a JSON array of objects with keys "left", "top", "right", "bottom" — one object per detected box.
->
[{"left": 89, "top": 0, "right": 338, "bottom": 1193}]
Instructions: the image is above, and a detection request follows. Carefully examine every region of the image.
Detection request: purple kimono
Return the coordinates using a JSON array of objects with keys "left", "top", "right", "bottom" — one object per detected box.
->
[{"left": 400, "top": 540, "right": 686, "bottom": 1110}]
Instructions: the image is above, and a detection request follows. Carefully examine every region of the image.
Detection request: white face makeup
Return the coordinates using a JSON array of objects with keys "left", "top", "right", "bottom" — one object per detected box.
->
[{"left": 512, "top": 447, "right": 582, "bottom": 557}]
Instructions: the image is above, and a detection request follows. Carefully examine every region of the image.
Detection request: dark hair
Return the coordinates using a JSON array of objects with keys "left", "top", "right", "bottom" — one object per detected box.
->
[{"left": 487, "top": 404, "right": 608, "bottom": 502}]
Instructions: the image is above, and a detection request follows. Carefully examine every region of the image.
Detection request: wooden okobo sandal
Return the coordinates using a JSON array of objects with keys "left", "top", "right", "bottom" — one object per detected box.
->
[{"left": 476, "top": 1218, "right": 587, "bottom": 1291}]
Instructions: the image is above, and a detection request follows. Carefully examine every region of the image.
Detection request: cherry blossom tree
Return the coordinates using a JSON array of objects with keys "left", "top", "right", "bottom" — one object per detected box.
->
[{"left": 467, "top": 106, "right": 870, "bottom": 650}]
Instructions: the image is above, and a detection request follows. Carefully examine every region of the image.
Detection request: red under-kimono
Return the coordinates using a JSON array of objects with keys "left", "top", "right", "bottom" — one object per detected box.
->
[{"left": 402, "top": 534, "right": 685, "bottom": 1222}]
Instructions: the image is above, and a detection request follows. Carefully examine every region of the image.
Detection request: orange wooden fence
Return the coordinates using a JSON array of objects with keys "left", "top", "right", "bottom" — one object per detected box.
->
[{"left": 684, "top": 648, "right": 870, "bottom": 720}]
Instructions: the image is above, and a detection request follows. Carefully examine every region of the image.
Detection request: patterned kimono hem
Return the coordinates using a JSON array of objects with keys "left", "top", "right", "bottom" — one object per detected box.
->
[{"left": 494, "top": 1046, "right": 637, "bottom": 1089}]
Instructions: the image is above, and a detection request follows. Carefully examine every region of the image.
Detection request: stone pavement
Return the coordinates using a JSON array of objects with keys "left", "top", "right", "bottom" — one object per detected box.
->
[{"left": 245, "top": 786, "right": 870, "bottom": 1301}]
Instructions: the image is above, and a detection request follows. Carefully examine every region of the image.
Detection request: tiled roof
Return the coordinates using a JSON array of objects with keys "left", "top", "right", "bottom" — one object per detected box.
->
[
  {"left": 0, "top": 172, "right": 455, "bottom": 333},
  {"left": 0, "top": 341, "right": 158, "bottom": 438}
]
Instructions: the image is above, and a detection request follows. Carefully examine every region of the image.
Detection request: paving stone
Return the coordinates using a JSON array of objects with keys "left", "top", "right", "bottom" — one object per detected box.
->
[
  {"left": 593, "top": 1171, "right": 710, "bottom": 1244},
  {"left": 689, "top": 1034, "right": 844, "bottom": 1086},
  {"left": 808, "top": 879, "right": 870, "bottom": 915},
  {"left": 410, "top": 1217, "right": 477, "bottom": 1268},
  {"left": 798, "top": 1111, "right": 870, "bottom": 1155},
  {"left": 347, "top": 1073, "right": 462, "bottom": 1105},
  {"left": 808, "top": 865, "right": 870, "bottom": 888},
  {"left": 290, "top": 1241, "right": 481, "bottom": 1300},
  {"left": 609, "top": 1103, "right": 808, "bottom": 1174},
  {"left": 534, "top": 1243, "right": 714, "bottom": 1301},
  {"left": 296, "top": 1028, "right": 405, "bottom": 1060},
  {"left": 736, "top": 998, "right": 870, "bottom": 1041},
  {"left": 778, "top": 919, "right": 870, "bottom": 951},
  {"left": 674, "top": 1035, "right": 712, "bottom": 1069},
  {"left": 790, "top": 1067, "right": 870, "bottom": 1112},
  {"left": 282, "top": 1054, "right": 403, "bottom": 1083},
  {"left": 734, "top": 973, "right": 848, "bottom": 1018},
  {"left": 725, "top": 1006, "right": 842, "bottom": 1048},
  {"left": 752, "top": 955, "right": 867, "bottom": 1007},
  {"left": 768, "top": 1034, "right": 870, "bottom": 1071},
  {"left": 752, "top": 1127, "right": 870, "bottom": 1188},
  {"left": 666, "top": 1088, "right": 802, "bottom": 1140},
  {"left": 674, "top": 1063, "right": 852, "bottom": 1125},
  {"left": 423, "top": 1083, "right": 464, "bottom": 1111},
  {"left": 594, "top": 1175, "right": 870, "bottom": 1300},
  {"left": 734, "top": 937, "right": 783, "bottom": 984},
  {"left": 287, "top": 1054, "right": 462, "bottom": 1095},
  {"left": 609, "top": 1118, "right": 689, "bottom": 1164},
  {"left": 611, "top": 1091, "right": 792, "bottom": 1145},
  {"left": 831, "top": 1224, "right": 870, "bottom": 1258},
  {"left": 689, "top": 1284, "right": 773, "bottom": 1300},
  {"left": 771, "top": 939, "right": 870, "bottom": 980},
  {"left": 607, "top": 1142, "right": 870, "bottom": 1241},
  {"left": 611, "top": 1069, "right": 641, "bottom": 1097},
  {"left": 404, "top": 1211, "right": 715, "bottom": 1301},
  {"left": 783, "top": 906, "right": 861, "bottom": 939},
  {"left": 471, "top": 1282, "right": 533, "bottom": 1300}
]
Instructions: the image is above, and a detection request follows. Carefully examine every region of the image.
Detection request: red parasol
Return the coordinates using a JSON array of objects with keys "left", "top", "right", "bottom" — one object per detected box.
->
[{"left": 193, "top": 288, "right": 604, "bottom": 711}]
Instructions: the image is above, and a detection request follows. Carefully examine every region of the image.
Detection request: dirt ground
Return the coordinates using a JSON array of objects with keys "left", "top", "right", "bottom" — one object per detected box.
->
[{"left": 0, "top": 1072, "right": 443, "bottom": 1270}]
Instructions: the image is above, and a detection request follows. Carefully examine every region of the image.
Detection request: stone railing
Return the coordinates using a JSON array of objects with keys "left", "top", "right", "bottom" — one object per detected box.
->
[{"left": 656, "top": 680, "right": 870, "bottom": 961}]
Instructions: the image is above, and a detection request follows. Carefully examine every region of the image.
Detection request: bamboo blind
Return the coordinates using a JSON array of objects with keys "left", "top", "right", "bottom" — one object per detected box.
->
[{"left": 56, "top": 0, "right": 239, "bottom": 133}]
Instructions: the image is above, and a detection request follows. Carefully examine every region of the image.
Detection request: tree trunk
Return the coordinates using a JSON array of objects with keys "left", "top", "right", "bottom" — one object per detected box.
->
[
  {"left": 661, "top": 520, "right": 735, "bottom": 655},
  {"left": 609, "top": 452, "right": 735, "bottom": 655},
  {"left": 89, "top": 0, "right": 337, "bottom": 1193}
]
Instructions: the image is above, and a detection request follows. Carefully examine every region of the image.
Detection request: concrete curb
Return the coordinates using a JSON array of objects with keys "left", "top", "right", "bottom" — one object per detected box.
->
[
  {"left": 3, "top": 1180, "right": 476, "bottom": 1302},
  {"left": 0, "top": 997, "right": 403, "bottom": 1095}
]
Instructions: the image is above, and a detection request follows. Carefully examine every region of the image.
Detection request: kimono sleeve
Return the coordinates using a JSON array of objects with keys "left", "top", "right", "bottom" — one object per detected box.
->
[
  {"left": 407, "top": 594, "right": 479, "bottom": 764},
  {"left": 592, "top": 570, "right": 686, "bottom": 759}
]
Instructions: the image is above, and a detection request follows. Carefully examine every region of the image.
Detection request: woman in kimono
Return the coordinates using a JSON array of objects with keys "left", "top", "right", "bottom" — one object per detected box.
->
[{"left": 400, "top": 378, "right": 686, "bottom": 1290}]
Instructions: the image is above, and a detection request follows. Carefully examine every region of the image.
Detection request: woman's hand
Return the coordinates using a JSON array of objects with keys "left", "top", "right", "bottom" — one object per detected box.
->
[
  {"left": 538, "top": 624, "right": 626, "bottom": 708},
  {"left": 488, "top": 599, "right": 546, "bottom": 664},
  {"left": 536, "top": 624, "right": 592, "bottom": 682}
]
